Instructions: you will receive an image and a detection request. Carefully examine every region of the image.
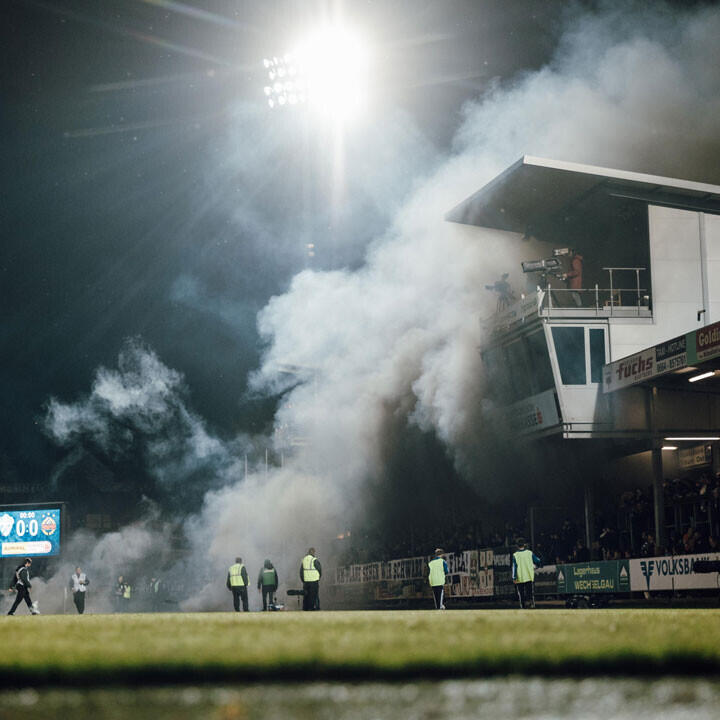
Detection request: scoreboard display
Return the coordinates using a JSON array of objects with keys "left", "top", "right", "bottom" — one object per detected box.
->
[{"left": 0, "top": 507, "right": 62, "bottom": 558}]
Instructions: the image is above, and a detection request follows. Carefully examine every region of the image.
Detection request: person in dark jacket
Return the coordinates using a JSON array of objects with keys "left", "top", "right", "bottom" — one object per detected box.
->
[
  {"left": 299, "top": 548, "right": 322, "bottom": 611},
  {"left": 257, "top": 559, "right": 279, "bottom": 611},
  {"left": 227, "top": 557, "right": 250, "bottom": 612},
  {"left": 7, "top": 558, "right": 40, "bottom": 615}
]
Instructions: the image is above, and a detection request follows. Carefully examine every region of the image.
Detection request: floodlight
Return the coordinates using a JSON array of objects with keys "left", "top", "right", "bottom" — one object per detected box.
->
[
  {"left": 264, "top": 86, "right": 272, "bottom": 96},
  {"left": 268, "top": 99, "right": 275, "bottom": 108},
  {"left": 261, "top": 23, "right": 370, "bottom": 120}
]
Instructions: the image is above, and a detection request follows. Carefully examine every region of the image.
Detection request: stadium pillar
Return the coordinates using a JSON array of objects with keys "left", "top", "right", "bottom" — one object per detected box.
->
[
  {"left": 651, "top": 446, "right": 666, "bottom": 552},
  {"left": 649, "top": 385, "right": 666, "bottom": 553},
  {"left": 584, "top": 482, "right": 595, "bottom": 558}
]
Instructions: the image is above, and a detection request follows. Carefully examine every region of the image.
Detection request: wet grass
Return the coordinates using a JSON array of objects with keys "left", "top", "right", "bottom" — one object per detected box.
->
[{"left": 1, "top": 609, "right": 720, "bottom": 686}]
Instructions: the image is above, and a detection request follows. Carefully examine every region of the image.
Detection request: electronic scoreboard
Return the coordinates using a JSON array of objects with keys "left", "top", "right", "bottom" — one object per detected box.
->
[{"left": 0, "top": 504, "right": 63, "bottom": 558}]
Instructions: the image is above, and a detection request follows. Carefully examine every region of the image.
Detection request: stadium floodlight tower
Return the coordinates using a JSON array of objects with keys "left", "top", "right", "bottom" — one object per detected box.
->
[{"left": 262, "top": 24, "right": 370, "bottom": 123}]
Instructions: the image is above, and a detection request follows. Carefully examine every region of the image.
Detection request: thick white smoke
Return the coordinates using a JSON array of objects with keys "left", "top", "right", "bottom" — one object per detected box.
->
[{"left": 40, "top": 2, "right": 720, "bottom": 611}]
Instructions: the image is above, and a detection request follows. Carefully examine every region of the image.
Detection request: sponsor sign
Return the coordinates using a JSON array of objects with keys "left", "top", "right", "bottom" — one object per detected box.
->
[
  {"left": 557, "top": 560, "right": 630, "bottom": 594},
  {"left": 678, "top": 444, "right": 712, "bottom": 470},
  {"left": 603, "top": 348, "right": 656, "bottom": 393},
  {"left": 506, "top": 390, "right": 560, "bottom": 435},
  {"left": 629, "top": 553, "right": 720, "bottom": 592},
  {"left": 605, "top": 321, "right": 720, "bottom": 393},
  {"left": 0, "top": 508, "right": 61, "bottom": 558},
  {"left": 654, "top": 334, "right": 687, "bottom": 375},
  {"left": 696, "top": 321, "right": 720, "bottom": 362}
]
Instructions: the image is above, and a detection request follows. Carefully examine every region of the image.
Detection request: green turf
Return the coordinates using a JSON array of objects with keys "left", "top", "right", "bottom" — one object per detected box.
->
[{"left": 2, "top": 609, "right": 720, "bottom": 685}]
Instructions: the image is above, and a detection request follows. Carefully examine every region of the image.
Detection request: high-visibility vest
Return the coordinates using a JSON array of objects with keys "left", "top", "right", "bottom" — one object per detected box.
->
[
  {"left": 229, "top": 563, "right": 246, "bottom": 587},
  {"left": 302, "top": 555, "right": 320, "bottom": 582},
  {"left": 513, "top": 549, "right": 535, "bottom": 583},
  {"left": 428, "top": 557, "right": 446, "bottom": 587},
  {"left": 123, "top": 584, "right": 132, "bottom": 599},
  {"left": 261, "top": 568, "right": 276, "bottom": 586}
]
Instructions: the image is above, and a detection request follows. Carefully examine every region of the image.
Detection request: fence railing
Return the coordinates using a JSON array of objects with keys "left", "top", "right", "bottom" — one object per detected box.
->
[{"left": 540, "top": 267, "right": 650, "bottom": 317}]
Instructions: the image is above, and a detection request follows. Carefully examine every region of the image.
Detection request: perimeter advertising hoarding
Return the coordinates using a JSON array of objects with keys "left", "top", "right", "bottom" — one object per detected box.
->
[
  {"left": 557, "top": 560, "right": 630, "bottom": 594},
  {"left": 0, "top": 507, "right": 61, "bottom": 558},
  {"left": 534, "top": 565, "right": 558, "bottom": 596},
  {"left": 492, "top": 547, "right": 515, "bottom": 597},
  {"left": 629, "top": 553, "right": 720, "bottom": 592}
]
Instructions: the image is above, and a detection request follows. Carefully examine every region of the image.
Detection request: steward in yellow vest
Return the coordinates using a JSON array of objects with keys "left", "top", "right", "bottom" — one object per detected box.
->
[
  {"left": 299, "top": 548, "right": 322, "bottom": 611},
  {"left": 427, "top": 548, "right": 449, "bottom": 610},
  {"left": 512, "top": 539, "right": 542, "bottom": 609},
  {"left": 227, "top": 556, "right": 250, "bottom": 612}
]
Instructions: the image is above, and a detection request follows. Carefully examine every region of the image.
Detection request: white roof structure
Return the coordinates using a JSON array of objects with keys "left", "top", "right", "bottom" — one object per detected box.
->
[{"left": 445, "top": 156, "right": 720, "bottom": 233}]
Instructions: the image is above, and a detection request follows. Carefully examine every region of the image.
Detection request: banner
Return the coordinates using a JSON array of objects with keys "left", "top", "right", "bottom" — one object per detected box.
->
[
  {"left": 629, "top": 553, "right": 720, "bottom": 592},
  {"left": 492, "top": 547, "right": 515, "bottom": 597},
  {"left": 695, "top": 321, "right": 720, "bottom": 363},
  {"left": 678, "top": 444, "right": 712, "bottom": 470},
  {"left": 534, "top": 565, "right": 558, "bottom": 596},
  {"left": 506, "top": 390, "right": 561, "bottom": 435},
  {"left": 557, "top": 560, "right": 630, "bottom": 594}
]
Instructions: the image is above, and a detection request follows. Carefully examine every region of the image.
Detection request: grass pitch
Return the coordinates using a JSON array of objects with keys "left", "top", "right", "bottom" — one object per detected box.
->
[{"left": 2, "top": 609, "right": 720, "bottom": 686}]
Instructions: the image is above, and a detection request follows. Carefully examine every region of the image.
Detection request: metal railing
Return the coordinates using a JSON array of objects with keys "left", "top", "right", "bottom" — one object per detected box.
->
[{"left": 540, "top": 267, "right": 650, "bottom": 317}]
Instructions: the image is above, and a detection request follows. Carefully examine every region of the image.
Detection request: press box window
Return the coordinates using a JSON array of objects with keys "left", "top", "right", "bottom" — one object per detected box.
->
[{"left": 551, "top": 326, "right": 586, "bottom": 385}]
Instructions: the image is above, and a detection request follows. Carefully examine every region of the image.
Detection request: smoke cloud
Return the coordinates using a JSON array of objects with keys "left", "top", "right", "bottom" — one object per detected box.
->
[{"left": 39, "top": 1, "right": 720, "bottom": 611}]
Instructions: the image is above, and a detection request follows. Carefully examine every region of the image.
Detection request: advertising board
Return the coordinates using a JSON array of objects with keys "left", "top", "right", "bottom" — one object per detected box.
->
[
  {"left": 534, "top": 565, "right": 558, "bottom": 596},
  {"left": 557, "top": 560, "right": 630, "bottom": 594},
  {"left": 629, "top": 553, "right": 720, "bottom": 592}
]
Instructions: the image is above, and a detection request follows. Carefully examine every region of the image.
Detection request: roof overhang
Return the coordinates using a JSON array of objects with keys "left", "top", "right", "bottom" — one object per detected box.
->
[{"left": 445, "top": 156, "right": 720, "bottom": 232}]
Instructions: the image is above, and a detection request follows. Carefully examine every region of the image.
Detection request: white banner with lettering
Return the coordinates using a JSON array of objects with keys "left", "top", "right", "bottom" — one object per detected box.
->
[{"left": 629, "top": 553, "right": 720, "bottom": 592}]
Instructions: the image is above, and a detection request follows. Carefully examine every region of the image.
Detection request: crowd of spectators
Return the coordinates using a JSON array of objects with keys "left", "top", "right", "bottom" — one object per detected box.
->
[{"left": 338, "top": 470, "right": 720, "bottom": 569}]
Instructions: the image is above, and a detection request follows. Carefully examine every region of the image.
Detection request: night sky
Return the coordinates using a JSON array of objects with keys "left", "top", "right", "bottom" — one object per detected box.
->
[
  {"left": 1, "top": 0, "right": 566, "bottom": 488},
  {"left": 2, "top": 0, "right": 712, "bottom": 517}
]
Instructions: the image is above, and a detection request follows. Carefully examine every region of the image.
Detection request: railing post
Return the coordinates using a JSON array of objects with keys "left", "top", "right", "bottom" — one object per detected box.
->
[
  {"left": 608, "top": 269, "right": 614, "bottom": 317},
  {"left": 595, "top": 283, "right": 599, "bottom": 316},
  {"left": 635, "top": 268, "right": 641, "bottom": 316},
  {"left": 547, "top": 282, "right": 552, "bottom": 310}
]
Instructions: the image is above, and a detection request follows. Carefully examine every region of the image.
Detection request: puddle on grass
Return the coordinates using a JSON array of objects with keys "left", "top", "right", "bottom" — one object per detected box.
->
[{"left": 1, "top": 677, "right": 719, "bottom": 720}]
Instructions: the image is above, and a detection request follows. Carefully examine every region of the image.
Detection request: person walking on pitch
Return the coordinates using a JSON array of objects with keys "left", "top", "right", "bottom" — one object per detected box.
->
[
  {"left": 7, "top": 558, "right": 40, "bottom": 615},
  {"left": 428, "top": 548, "right": 449, "bottom": 609},
  {"left": 512, "top": 538, "right": 542, "bottom": 608}
]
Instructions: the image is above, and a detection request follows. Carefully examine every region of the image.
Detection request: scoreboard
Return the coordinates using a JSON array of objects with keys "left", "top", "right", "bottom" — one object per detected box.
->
[{"left": 0, "top": 507, "right": 62, "bottom": 558}]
